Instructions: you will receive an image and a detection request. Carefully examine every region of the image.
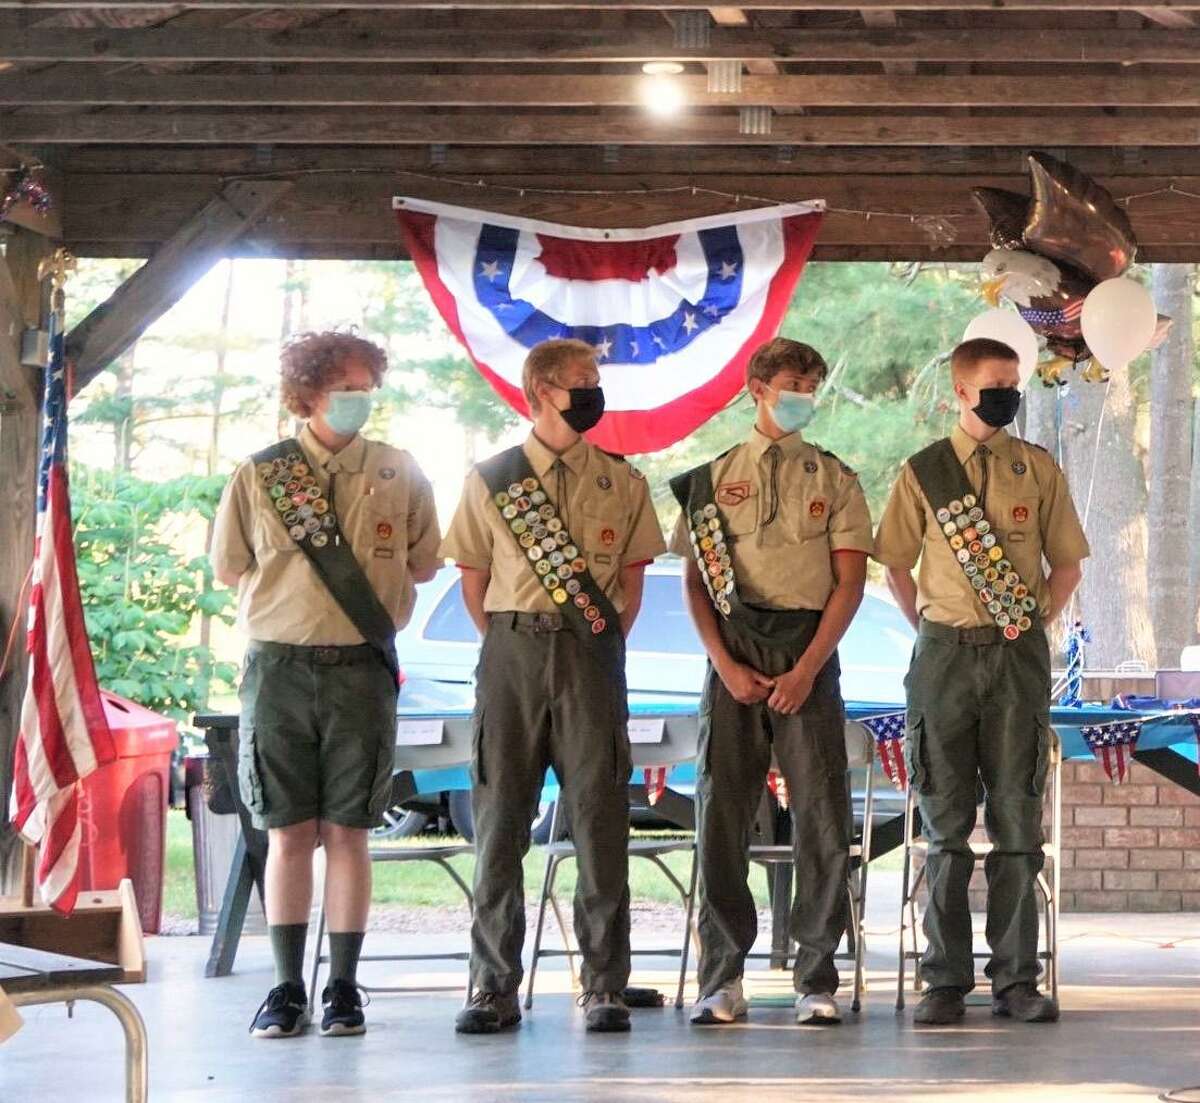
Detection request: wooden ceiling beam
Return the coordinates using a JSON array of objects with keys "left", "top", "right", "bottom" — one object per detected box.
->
[
  {"left": 10, "top": 110, "right": 1200, "bottom": 145},
  {"left": 6, "top": 24, "right": 1200, "bottom": 64},
  {"left": 12, "top": 72, "right": 1200, "bottom": 106}
]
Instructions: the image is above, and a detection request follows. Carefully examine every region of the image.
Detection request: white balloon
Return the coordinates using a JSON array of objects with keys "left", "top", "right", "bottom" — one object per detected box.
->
[
  {"left": 1081, "top": 277, "right": 1158, "bottom": 372},
  {"left": 963, "top": 308, "right": 1040, "bottom": 389}
]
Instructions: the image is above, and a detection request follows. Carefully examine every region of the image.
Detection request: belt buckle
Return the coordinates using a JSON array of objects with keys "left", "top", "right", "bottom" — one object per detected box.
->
[
  {"left": 314, "top": 647, "right": 340, "bottom": 665},
  {"left": 534, "top": 613, "right": 556, "bottom": 633}
]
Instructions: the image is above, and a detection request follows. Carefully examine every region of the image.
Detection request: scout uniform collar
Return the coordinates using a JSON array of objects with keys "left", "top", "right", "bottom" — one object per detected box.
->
[
  {"left": 299, "top": 423, "right": 367, "bottom": 473},
  {"left": 523, "top": 431, "right": 589, "bottom": 478},
  {"left": 950, "top": 424, "right": 1013, "bottom": 465},
  {"left": 746, "top": 426, "right": 808, "bottom": 463}
]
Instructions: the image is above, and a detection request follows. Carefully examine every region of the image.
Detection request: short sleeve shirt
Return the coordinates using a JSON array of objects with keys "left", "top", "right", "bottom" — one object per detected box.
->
[
  {"left": 210, "top": 424, "right": 441, "bottom": 645},
  {"left": 669, "top": 427, "right": 873, "bottom": 611},
  {"left": 872, "top": 425, "right": 1090, "bottom": 629},
  {"left": 439, "top": 433, "right": 666, "bottom": 613}
]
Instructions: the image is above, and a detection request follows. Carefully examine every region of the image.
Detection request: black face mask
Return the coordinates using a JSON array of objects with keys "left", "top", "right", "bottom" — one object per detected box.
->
[
  {"left": 558, "top": 386, "right": 606, "bottom": 434},
  {"left": 972, "top": 386, "right": 1021, "bottom": 429}
]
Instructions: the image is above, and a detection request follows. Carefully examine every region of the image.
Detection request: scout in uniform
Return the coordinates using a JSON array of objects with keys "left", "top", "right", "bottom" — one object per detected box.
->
[
  {"left": 873, "top": 336, "right": 1088, "bottom": 1026},
  {"left": 670, "top": 337, "right": 873, "bottom": 1027},
  {"left": 211, "top": 331, "right": 441, "bottom": 1039},
  {"left": 441, "top": 337, "right": 665, "bottom": 1035}
]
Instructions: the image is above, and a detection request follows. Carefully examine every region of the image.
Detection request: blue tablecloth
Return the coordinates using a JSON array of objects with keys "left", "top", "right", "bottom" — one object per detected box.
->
[{"left": 398, "top": 695, "right": 1197, "bottom": 794}]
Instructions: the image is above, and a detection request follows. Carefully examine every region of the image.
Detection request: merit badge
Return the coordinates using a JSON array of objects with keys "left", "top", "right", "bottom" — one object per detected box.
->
[
  {"left": 507, "top": 482, "right": 523, "bottom": 498},
  {"left": 804, "top": 461, "right": 818, "bottom": 474},
  {"left": 948, "top": 499, "right": 964, "bottom": 516},
  {"left": 379, "top": 466, "right": 396, "bottom": 480},
  {"left": 601, "top": 528, "right": 616, "bottom": 546},
  {"left": 1012, "top": 461, "right": 1027, "bottom": 476},
  {"left": 376, "top": 522, "right": 393, "bottom": 540},
  {"left": 597, "top": 475, "right": 612, "bottom": 490},
  {"left": 552, "top": 588, "right": 568, "bottom": 605},
  {"left": 591, "top": 618, "right": 607, "bottom": 634},
  {"left": 574, "top": 593, "right": 590, "bottom": 608},
  {"left": 962, "top": 494, "right": 977, "bottom": 509},
  {"left": 1012, "top": 505, "right": 1030, "bottom": 524},
  {"left": 289, "top": 524, "right": 306, "bottom": 541},
  {"left": 311, "top": 532, "right": 329, "bottom": 548},
  {"left": 936, "top": 508, "right": 952, "bottom": 525}
]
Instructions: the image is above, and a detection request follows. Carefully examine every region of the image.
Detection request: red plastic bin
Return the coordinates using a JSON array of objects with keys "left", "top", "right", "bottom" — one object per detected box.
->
[{"left": 77, "top": 690, "right": 179, "bottom": 933}]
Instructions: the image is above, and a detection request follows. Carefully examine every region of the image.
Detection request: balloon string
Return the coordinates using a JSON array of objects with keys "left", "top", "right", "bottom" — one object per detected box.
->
[{"left": 1064, "top": 371, "right": 1113, "bottom": 628}]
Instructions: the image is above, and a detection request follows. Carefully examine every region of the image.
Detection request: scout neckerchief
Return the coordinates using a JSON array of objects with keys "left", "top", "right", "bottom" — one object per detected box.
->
[
  {"left": 669, "top": 455, "right": 818, "bottom": 651},
  {"left": 908, "top": 437, "right": 1039, "bottom": 641},
  {"left": 477, "top": 445, "right": 620, "bottom": 642},
  {"left": 252, "top": 438, "right": 400, "bottom": 681}
]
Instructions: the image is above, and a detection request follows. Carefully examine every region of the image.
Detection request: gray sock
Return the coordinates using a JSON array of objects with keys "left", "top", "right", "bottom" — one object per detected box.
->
[
  {"left": 328, "top": 931, "right": 366, "bottom": 986},
  {"left": 268, "top": 923, "right": 308, "bottom": 987}
]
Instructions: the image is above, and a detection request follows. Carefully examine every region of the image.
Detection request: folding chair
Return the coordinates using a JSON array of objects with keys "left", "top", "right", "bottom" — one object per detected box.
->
[
  {"left": 741, "top": 719, "right": 879, "bottom": 1012},
  {"left": 307, "top": 713, "right": 476, "bottom": 1013},
  {"left": 524, "top": 712, "right": 700, "bottom": 1010},
  {"left": 896, "top": 728, "right": 1062, "bottom": 1008}
]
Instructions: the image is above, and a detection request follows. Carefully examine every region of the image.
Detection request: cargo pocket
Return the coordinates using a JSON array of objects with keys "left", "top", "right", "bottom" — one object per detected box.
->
[
  {"left": 904, "top": 714, "right": 930, "bottom": 795},
  {"left": 237, "top": 728, "right": 267, "bottom": 815},
  {"left": 469, "top": 708, "right": 487, "bottom": 786},
  {"left": 367, "top": 724, "right": 398, "bottom": 826},
  {"left": 1029, "top": 718, "right": 1051, "bottom": 797},
  {"left": 612, "top": 721, "right": 633, "bottom": 786}
]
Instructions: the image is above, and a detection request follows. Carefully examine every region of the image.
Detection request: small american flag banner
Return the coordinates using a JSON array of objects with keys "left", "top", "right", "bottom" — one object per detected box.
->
[
  {"left": 766, "top": 770, "right": 789, "bottom": 810},
  {"left": 642, "top": 767, "right": 668, "bottom": 806},
  {"left": 10, "top": 306, "right": 114, "bottom": 913},
  {"left": 862, "top": 712, "right": 908, "bottom": 792},
  {"left": 1080, "top": 719, "right": 1142, "bottom": 785}
]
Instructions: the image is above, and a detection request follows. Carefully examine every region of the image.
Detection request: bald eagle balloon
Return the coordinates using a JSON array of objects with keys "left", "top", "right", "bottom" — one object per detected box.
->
[{"left": 971, "top": 152, "right": 1158, "bottom": 382}]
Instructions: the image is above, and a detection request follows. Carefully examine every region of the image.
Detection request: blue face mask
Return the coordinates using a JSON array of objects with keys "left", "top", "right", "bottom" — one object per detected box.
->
[
  {"left": 324, "top": 390, "right": 373, "bottom": 436},
  {"left": 766, "top": 387, "right": 817, "bottom": 434}
]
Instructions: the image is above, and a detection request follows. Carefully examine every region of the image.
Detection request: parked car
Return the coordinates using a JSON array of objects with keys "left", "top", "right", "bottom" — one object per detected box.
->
[{"left": 379, "top": 561, "right": 915, "bottom": 840}]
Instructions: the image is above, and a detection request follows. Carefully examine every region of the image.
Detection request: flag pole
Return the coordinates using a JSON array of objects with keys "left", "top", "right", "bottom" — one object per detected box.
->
[{"left": 20, "top": 843, "right": 34, "bottom": 908}]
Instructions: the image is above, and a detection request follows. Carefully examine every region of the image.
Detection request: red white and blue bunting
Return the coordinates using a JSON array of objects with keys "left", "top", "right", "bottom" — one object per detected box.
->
[{"left": 395, "top": 197, "right": 824, "bottom": 454}]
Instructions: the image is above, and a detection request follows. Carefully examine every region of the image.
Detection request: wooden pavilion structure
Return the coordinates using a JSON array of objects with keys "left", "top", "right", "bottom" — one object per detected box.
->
[{"left": 3, "top": 0, "right": 1200, "bottom": 882}]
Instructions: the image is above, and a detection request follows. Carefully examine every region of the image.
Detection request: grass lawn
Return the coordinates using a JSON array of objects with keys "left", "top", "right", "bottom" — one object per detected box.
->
[{"left": 165, "top": 808, "right": 903, "bottom": 921}]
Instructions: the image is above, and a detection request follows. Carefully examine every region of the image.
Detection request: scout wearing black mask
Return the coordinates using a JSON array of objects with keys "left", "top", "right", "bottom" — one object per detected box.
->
[
  {"left": 557, "top": 385, "right": 606, "bottom": 434},
  {"left": 972, "top": 386, "right": 1022, "bottom": 429}
]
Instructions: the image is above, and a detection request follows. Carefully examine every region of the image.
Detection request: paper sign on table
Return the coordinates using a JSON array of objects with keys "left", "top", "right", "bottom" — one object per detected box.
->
[
  {"left": 0, "top": 986, "right": 23, "bottom": 1044},
  {"left": 395, "top": 719, "right": 445, "bottom": 746},
  {"left": 628, "top": 717, "right": 666, "bottom": 745}
]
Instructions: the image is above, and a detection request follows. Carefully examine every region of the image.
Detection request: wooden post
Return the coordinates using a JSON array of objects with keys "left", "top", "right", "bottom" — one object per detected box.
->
[
  {"left": 20, "top": 843, "right": 33, "bottom": 908},
  {"left": 0, "top": 226, "right": 53, "bottom": 896}
]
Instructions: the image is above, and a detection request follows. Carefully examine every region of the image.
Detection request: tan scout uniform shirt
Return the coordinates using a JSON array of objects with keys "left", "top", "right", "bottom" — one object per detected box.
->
[
  {"left": 872, "top": 425, "right": 1091, "bottom": 629},
  {"left": 211, "top": 424, "right": 442, "bottom": 645},
  {"left": 669, "top": 427, "right": 874, "bottom": 611},
  {"left": 439, "top": 433, "right": 666, "bottom": 614}
]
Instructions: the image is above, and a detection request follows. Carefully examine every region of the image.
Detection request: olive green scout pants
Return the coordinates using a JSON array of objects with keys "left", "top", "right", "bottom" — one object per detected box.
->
[
  {"left": 696, "top": 610, "right": 852, "bottom": 998},
  {"left": 469, "top": 611, "right": 631, "bottom": 996},
  {"left": 904, "top": 619, "right": 1052, "bottom": 995}
]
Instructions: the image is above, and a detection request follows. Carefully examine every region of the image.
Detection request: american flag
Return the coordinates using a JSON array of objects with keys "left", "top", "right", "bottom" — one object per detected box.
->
[
  {"left": 10, "top": 314, "right": 113, "bottom": 913},
  {"left": 642, "top": 767, "right": 668, "bottom": 806},
  {"left": 1080, "top": 719, "right": 1142, "bottom": 785},
  {"left": 862, "top": 712, "right": 909, "bottom": 791},
  {"left": 766, "top": 769, "right": 790, "bottom": 810}
]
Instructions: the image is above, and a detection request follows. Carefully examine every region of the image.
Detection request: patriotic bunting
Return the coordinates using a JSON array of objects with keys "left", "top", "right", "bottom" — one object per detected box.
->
[
  {"left": 861, "top": 712, "right": 909, "bottom": 792},
  {"left": 395, "top": 197, "right": 824, "bottom": 454},
  {"left": 767, "top": 770, "right": 790, "bottom": 810},
  {"left": 1080, "top": 719, "right": 1142, "bottom": 785}
]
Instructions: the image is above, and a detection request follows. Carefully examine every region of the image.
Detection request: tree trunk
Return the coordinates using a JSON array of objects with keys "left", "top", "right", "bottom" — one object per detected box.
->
[
  {"left": 113, "top": 346, "right": 136, "bottom": 474},
  {"left": 1191, "top": 399, "right": 1200, "bottom": 640},
  {"left": 1060, "top": 366, "right": 1156, "bottom": 669},
  {"left": 1147, "top": 264, "right": 1195, "bottom": 668}
]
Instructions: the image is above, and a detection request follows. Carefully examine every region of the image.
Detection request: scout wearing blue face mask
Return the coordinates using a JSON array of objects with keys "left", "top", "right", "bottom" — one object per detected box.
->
[
  {"left": 324, "top": 390, "right": 374, "bottom": 436},
  {"left": 764, "top": 385, "right": 818, "bottom": 434}
]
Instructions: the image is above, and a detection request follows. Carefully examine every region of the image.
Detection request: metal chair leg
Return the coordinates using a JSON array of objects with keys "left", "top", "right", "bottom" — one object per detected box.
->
[
  {"left": 546, "top": 880, "right": 578, "bottom": 986},
  {"left": 675, "top": 846, "right": 699, "bottom": 1009},
  {"left": 896, "top": 786, "right": 916, "bottom": 1011},
  {"left": 524, "top": 852, "right": 559, "bottom": 1010},
  {"left": 307, "top": 900, "right": 327, "bottom": 1016}
]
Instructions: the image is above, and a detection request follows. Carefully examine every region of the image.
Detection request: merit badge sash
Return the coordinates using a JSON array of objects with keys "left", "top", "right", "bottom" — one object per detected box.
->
[
  {"left": 253, "top": 439, "right": 400, "bottom": 681},
  {"left": 477, "top": 446, "right": 620, "bottom": 642},
  {"left": 909, "top": 438, "right": 1039, "bottom": 641},
  {"left": 670, "top": 459, "right": 816, "bottom": 651}
]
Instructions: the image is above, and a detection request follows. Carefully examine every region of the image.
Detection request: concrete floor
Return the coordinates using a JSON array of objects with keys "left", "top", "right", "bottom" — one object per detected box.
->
[{"left": 3, "top": 873, "right": 1198, "bottom": 1103}]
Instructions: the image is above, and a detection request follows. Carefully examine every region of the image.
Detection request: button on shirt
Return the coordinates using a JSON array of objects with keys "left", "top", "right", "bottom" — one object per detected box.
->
[
  {"left": 872, "top": 425, "right": 1091, "bottom": 629},
  {"left": 669, "top": 427, "right": 874, "bottom": 611},
  {"left": 211, "top": 424, "right": 442, "bottom": 645},
  {"left": 439, "top": 433, "right": 666, "bottom": 614}
]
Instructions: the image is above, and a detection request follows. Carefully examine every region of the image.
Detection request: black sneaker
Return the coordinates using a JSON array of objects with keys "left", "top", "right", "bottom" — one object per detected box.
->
[
  {"left": 321, "top": 979, "right": 368, "bottom": 1037},
  {"left": 249, "top": 982, "right": 308, "bottom": 1039},
  {"left": 992, "top": 983, "right": 1060, "bottom": 1023},
  {"left": 455, "top": 991, "right": 522, "bottom": 1035},
  {"left": 912, "top": 987, "right": 966, "bottom": 1026},
  {"left": 579, "top": 991, "right": 631, "bottom": 1033}
]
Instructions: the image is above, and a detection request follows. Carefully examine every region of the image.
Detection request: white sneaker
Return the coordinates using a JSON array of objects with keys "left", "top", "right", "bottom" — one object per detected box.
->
[
  {"left": 690, "top": 979, "right": 748, "bottom": 1025},
  {"left": 796, "top": 992, "right": 841, "bottom": 1025}
]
